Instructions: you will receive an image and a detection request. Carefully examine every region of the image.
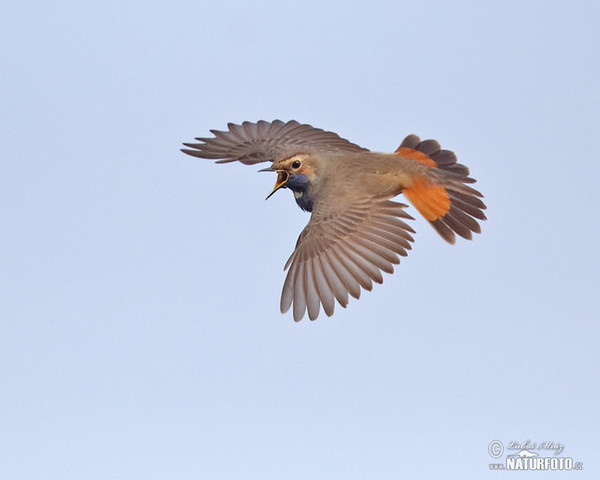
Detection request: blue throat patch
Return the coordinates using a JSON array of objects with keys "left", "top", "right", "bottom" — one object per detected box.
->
[{"left": 286, "top": 174, "right": 313, "bottom": 212}]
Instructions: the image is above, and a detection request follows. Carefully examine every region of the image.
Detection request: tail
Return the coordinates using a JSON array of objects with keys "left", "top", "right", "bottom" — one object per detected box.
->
[{"left": 396, "top": 135, "right": 487, "bottom": 244}]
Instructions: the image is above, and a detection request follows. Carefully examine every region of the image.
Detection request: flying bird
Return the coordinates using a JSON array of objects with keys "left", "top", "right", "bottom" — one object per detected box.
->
[{"left": 182, "top": 120, "right": 486, "bottom": 321}]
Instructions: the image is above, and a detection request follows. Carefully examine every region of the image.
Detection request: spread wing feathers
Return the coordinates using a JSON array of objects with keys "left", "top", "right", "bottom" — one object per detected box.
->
[
  {"left": 181, "top": 120, "right": 369, "bottom": 165},
  {"left": 280, "top": 197, "right": 416, "bottom": 321}
]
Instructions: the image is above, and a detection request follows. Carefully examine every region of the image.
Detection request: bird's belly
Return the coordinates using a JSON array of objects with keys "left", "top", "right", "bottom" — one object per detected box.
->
[{"left": 370, "top": 171, "right": 413, "bottom": 195}]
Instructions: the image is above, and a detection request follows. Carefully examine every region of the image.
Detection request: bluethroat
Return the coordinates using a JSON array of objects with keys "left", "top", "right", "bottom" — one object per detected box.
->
[{"left": 182, "top": 120, "right": 486, "bottom": 321}]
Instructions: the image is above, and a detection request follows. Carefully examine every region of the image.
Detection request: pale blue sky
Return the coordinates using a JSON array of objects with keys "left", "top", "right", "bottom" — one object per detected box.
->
[{"left": 1, "top": 1, "right": 599, "bottom": 478}]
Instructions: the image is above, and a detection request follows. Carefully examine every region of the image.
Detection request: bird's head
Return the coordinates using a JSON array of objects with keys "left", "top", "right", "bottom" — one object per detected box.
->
[
  {"left": 259, "top": 154, "right": 319, "bottom": 211},
  {"left": 260, "top": 155, "right": 317, "bottom": 198}
]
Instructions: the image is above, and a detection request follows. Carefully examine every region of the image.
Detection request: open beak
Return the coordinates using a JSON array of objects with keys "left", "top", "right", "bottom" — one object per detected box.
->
[{"left": 259, "top": 167, "right": 289, "bottom": 200}]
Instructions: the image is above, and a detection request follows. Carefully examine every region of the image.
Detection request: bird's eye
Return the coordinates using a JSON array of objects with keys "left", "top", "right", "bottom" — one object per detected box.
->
[{"left": 291, "top": 160, "right": 302, "bottom": 169}]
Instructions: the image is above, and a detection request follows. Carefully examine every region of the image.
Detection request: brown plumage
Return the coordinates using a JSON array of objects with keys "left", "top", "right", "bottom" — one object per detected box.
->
[{"left": 182, "top": 120, "right": 486, "bottom": 321}]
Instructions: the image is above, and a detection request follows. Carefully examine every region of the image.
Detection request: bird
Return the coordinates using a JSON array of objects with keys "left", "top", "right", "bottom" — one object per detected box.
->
[{"left": 182, "top": 120, "right": 486, "bottom": 322}]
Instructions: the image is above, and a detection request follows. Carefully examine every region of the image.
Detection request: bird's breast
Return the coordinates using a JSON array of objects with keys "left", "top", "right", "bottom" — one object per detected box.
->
[
  {"left": 293, "top": 190, "right": 314, "bottom": 212},
  {"left": 286, "top": 173, "right": 314, "bottom": 211}
]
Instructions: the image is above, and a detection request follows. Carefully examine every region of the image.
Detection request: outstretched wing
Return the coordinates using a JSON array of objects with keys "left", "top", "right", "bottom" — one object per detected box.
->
[
  {"left": 181, "top": 120, "right": 369, "bottom": 165},
  {"left": 281, "top": 196, "right": 416, "bottom": 321}
]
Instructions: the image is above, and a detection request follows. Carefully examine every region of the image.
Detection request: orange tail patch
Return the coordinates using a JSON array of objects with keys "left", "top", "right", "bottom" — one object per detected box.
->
[
  {"left": 403, "top": 178, "right": 451, "bottom": 221},
  {"left": 394, "top": 135, "right": 486, "bottom": 244},
  {"left": 394, "top": 146, "right": 436, "bottom": 167},
  {"left": 395, "top": 147, "right": 451, "bottom": 222}
]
